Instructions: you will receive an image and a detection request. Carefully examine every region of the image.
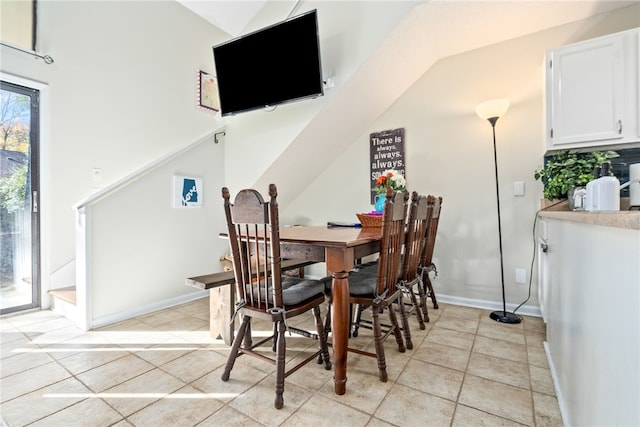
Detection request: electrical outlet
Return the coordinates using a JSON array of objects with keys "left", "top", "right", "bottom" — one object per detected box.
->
[{"left": 515, "top": 268, "right": 527, "bottom": 284}]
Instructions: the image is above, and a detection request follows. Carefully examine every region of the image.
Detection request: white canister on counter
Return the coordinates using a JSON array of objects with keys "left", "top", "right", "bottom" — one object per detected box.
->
[
  {"left": 585, "top": 180, "right": 595, "bottom": 211},
  {"left": 593, "top": 176, "right": 620, "bottom": 211},
  {"left": 588, "top": 174, "right": 620, "bottom": 211},
  {"left": 586, "top": 162, "right": 620, "bottom": 212}
]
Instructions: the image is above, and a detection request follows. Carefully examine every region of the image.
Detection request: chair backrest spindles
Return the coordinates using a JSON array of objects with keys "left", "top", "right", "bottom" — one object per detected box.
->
[
  {"left": 421, "top": 196, "right": 443, "bottom": 268},
  {"left": 223, "top": 184, "right": 284, "bottom": 311},
  {"left": 376, "top": 187, "right": 409, "bottom": 297},
  {"left": 402, "top": 192, "right": 432, "bottom": 281}
]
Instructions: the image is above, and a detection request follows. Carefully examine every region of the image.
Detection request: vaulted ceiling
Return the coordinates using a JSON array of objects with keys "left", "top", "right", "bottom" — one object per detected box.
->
[
  {"left": 176, "top": 0, "right": 271, "bottom": 37},
  {"left": 178, "top": 0, "right": 635, "bottom": 41},
  {"left": 175, "top": 0, "right": 637, "bottom": 206}
]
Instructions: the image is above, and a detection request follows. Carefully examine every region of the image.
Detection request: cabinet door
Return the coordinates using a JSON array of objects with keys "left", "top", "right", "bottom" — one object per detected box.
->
[{"left": 547, "top": 33, "right": 624, "bottom": 146}]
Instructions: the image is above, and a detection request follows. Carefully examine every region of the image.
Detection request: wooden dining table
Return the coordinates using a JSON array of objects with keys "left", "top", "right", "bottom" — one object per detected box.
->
[{"left": 276, "top": 225, "right": 382, "bottom": 395}]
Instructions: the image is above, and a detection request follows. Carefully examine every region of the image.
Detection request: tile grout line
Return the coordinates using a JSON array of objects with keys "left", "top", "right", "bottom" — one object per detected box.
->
[{"left": 449, "top": 306, "right": 481, "bottom": 427}]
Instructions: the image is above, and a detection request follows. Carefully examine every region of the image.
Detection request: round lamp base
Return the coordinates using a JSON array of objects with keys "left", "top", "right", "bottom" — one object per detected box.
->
[{"left": 490, "top": 310, "right": 522, "bottom": 324}]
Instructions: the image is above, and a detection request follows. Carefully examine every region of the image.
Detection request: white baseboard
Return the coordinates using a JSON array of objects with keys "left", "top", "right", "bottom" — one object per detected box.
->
[
  {"left": 435, "top": 293, "right": 542, "bottom": 318},
  {"left": 87, "top": 287, "right": 540, "bottom": 331},
  {"left": 90, "top": 290, "right": 208, "bottom": 329},
  {"left": 304, "top": 274, "right": 542, "bottom": 318}
]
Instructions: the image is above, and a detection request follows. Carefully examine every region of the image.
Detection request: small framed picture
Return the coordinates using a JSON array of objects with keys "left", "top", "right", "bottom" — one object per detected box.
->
[
  {"left": 174, "top": 176, "right": 203, "bottom": 208},
  {"left": 198, "top": 70, "right": 220, "bottom": 112}
]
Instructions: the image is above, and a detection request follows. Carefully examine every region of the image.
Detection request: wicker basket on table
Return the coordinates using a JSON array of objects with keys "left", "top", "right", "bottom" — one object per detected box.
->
[{"left": 356, "top": 213, "right": 383, "bottom": 228}]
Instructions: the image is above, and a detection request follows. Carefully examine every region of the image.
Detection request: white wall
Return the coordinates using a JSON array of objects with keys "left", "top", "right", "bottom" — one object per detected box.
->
[
  {"left": 222, "top": 1, "right": 420, "bottom": 192},
  {"left": 286, "top": 5, "right": 640, "bottom": 311},
  {"left": 0, "top": 1, "right": 228, "bottom": 289},
  {"left": 77, "top": 134, "right": 227, "bottom": 327}
]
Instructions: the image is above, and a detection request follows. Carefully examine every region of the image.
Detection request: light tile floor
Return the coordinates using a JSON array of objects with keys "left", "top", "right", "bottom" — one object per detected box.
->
[{"left": 0, "top": 299, "right": 563, "bottom": 426}]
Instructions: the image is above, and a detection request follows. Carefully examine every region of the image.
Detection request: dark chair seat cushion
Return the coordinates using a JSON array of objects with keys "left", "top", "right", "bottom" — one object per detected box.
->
[
  {"left": 320, "top": 260, "right": 379, "bottom": 295},
  {"left": 244, "top": 277, "right": 325, "bottom": 306},
  {"left": 349, "top": 257, "right": 411, "bottom": 296},
  {"left": 319, "top": 275, "right": 333, "bottom": 294},
  {"left": 349, "top": 259, "right": 403, "bottom": 281},
  {"left": 322, "top": 258, "right": 406, "bottom": 297},
  {"left": 348, "top": 275, "right": 378, "bottom": 296}
]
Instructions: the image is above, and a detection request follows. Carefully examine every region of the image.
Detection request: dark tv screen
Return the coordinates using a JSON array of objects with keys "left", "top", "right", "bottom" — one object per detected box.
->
[{"left": 212, "top": 10, "right": 323, "bottom": 116}]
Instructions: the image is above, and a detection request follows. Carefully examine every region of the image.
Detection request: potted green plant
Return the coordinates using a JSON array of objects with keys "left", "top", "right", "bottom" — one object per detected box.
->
[{"left": 534, "top": 150, "right": 619, "bottom": 201}]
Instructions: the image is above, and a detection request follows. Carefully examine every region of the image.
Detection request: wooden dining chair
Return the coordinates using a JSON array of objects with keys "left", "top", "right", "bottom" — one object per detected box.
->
[
  {"left": 419, "top": 196, "right": 443, "bottom": 317},
  {"left": 347, "top": 187, "right": 411, "bottom": 382},
  {"left": 220, "top": 185, "right": 331, "bottom": 409},
  {"left": 398, "top": 192, "right": 433, "bottom": 330}
]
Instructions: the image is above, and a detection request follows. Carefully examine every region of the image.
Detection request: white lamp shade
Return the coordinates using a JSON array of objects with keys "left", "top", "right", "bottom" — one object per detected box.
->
[{"left": 475, "top": 98, "right": 510, "bottom": 120}]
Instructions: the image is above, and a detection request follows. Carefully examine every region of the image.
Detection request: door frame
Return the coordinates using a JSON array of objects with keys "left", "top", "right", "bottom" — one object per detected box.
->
[{"left": 1, "top": 72, "right": 50, "bottom": 312}]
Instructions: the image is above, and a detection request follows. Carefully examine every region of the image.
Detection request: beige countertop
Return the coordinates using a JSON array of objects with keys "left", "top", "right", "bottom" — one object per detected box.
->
[{"left": 538, "top": 198, "right": 640, "bottom": 230}]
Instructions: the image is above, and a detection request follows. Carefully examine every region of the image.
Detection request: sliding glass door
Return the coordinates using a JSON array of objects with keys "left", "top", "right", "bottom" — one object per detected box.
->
[{"left": 0, "top": 80, "right": 40, "bottom": 314}]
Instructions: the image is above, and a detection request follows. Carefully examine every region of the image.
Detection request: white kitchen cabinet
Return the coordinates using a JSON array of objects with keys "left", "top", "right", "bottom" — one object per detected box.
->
[
  {"left": 545, "top": 28, "right": 639, "bottom": 150},
  {"left": 537, "top": 214, "right": 639, "bottom": 426}
]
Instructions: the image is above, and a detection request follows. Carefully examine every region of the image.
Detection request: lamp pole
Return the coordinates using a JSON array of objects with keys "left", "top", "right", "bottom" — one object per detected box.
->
[
  {"left": 486, "top": 116, "right": 521, "bottom": 324},
  {"left": 487, "top": 117, "right": 521, "bottom": 323},
  {"left": 476, "top": 98, "right": 521, "bottom": 324}
]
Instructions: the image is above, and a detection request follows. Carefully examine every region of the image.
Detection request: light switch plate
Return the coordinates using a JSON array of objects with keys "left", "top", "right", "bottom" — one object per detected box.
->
[{"left": 513, "top": 181, "right": 525, "bottom": 196}]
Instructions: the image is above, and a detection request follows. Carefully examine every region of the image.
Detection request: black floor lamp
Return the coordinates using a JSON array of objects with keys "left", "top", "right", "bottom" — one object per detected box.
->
[{"left": 475, "top": 98, "right": 522, "bottom": 324}]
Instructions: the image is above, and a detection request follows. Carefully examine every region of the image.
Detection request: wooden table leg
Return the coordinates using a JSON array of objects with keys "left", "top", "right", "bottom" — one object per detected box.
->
[{"left": 331, "top": 270, "right": 350, "bottom": 395}]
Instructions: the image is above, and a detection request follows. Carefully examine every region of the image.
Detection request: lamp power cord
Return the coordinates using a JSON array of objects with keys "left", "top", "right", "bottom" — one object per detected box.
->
[{"left": 512, "top": 199, "right": 564, "bottom": 315}]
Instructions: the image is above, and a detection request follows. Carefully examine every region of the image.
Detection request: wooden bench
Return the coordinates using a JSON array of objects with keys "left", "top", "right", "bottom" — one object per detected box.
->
[{"left": 186, "top": 259, "right": 316, "bottom": 344}]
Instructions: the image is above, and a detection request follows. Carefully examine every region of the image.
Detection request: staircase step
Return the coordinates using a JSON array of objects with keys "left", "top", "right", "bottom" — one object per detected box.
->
[{"left": 49, "top": 286, "right": 76, "bottom": 305}]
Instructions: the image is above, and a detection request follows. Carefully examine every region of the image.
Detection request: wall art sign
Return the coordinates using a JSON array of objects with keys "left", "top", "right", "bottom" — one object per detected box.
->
[
  {"left": 369, "top": 128, "right": 405, "bottom": 203},
  {"left": 197, "top": 70, "right": 220, "bottom": 112},
  {"left": 174, "top": 176, "right": 203, "bottom": 208}
]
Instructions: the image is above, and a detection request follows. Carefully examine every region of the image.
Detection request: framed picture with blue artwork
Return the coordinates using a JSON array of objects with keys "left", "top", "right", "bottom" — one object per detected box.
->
[{"left": 174, "top": 176, "right": 203, "bottom": 208}]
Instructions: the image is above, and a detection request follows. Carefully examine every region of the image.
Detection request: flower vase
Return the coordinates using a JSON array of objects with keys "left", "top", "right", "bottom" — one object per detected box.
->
[{"left": 374, "top": 194, "right": 386, "bottom": 213}]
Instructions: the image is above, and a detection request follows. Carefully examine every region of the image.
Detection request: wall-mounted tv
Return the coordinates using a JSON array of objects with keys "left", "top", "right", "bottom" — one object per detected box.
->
[{"left": 212, "top": 9, "right": 323, "bottom": 116}]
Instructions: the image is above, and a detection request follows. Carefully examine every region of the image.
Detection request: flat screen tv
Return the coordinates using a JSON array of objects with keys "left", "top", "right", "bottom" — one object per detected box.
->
[{"left": 212, "top": 9, "right": 323, "bottom": 116}]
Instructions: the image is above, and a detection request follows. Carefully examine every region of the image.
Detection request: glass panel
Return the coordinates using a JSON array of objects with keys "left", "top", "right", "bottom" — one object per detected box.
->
[{"left": 0, "top": 84, "right": 37, "bottom": 313}]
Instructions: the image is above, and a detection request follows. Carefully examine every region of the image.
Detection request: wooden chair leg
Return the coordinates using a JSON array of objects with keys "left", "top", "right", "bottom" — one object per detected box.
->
[
  {"left": 272, "top": 323, "right": 278, "bottom": 352},
  {"left": 352, "top": 304, "right": 364, "bottom": 337},
  {"left": 418, "top": 278, "right": 430, "bottom": 323},
  {"left": 222, "top": 316, "right": 250, "bottom": 381},
  {"left": 396, "top": 297, "right": 413, "bottom": 350},
  {"left": 324, "top": 299, "right": 332, "bottom": 335},
  {"left": 312, "top": 306, "right": 332, "bottom": 370},
  {"left": 407, "top": 285, "right": 425, "bottom": 330},
  {"left": 244, "top": 318, "right": 253, "bottom": 348},
  {"left": 349, "top": 303, "right": 354, "bottom": 338},
  {"left": 371, "top": 306, "right": 388, "bottom": 382},
  {"left": 418, "top": 270, "right": 429, "bottom": 323},
  {"left": 317, "top": 298, "right": 332, "bottom": 364},
  {"left": 274, "top": 320, "right": 286, "bottom": 409},
  {"left": 387, "top": 302, "right": 407, "bottom": 353},
  {"left": 426, "top": 274, "right": 439, "bottom": 309}
]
